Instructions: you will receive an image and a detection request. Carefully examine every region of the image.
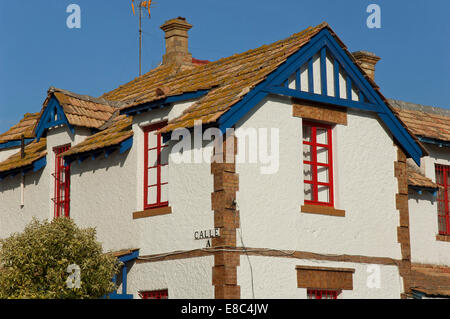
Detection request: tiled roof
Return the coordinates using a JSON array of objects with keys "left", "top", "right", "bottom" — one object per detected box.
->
[
  {"left": 102, "top": 23, "right": 329, "bottom": 132},
  {"left": 0, "top": 139, "right": 46, "bottom": 173},
  {"left": 411, "top": 264, "right": 450, "bottom": 297},
  {"left": 407, "top": 162, "right": 438, "bottom": 189},
  {"left": 0, "top": 113, "right": 40, "bottom": 144},
  {"left": 390, "top": 99, "right": 450, "bottom": 142},
  {"left": 61, "top": 114, "right": 132, "bottom": 157},
  {"left": 45, "top": 87, "right": 126, "bottom": 130}
]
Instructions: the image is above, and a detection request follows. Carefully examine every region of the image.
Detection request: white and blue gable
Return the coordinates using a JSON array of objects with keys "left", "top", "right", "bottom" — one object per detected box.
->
[
  {"left": 217, "top": 27, "right": 424, "bottom": 165},
  {"left": 34, "top": 93, "right": 74, "bottom": 142}
]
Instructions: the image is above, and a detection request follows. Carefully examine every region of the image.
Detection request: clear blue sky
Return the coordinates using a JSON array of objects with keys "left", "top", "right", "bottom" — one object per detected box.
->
[{"left": 0, "top": 0, "right": 449, "bottom": 133}]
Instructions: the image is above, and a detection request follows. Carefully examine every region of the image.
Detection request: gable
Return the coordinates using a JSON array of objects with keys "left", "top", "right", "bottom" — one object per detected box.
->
[
  {"left": 217, "top": 28, "right": 423, "bottom": 165},
  {"left": 35, "top": 95, "right": 74, "bottom": 141}
]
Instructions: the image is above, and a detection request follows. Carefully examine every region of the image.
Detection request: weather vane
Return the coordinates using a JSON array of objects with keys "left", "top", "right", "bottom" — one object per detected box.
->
[{"left": 131, "top": 1, "right": 155, "bottom": 76}]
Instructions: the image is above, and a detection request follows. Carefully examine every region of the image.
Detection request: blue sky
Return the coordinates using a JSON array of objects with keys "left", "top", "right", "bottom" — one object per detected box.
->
[{"left": 0, "top": 0, "right": 449, "bottom": 133}]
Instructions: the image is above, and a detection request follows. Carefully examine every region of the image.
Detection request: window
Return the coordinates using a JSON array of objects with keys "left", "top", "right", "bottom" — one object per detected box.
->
[
  {"left": 52, "top": 145, "right": 71, "bottom": 218},
  {"left": 144, "top": 122, "right": 169, "bottom": 210},
  {"left": 436, "top": 164, "right": 450, "bottom": 235},
  {"left": 303, "top": 122, "right": 334, "bottom": 206},
  {"left": 307, "top": 289, "right": 340, "bottom": 299},
  {"left": 140, "top": 289, "right": 168, "bottom": 299}
]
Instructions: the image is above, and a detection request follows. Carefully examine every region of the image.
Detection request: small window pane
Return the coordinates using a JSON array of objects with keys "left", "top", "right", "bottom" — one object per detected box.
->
[
  {"left": 148, "top": 167, "right": 157, "bottom": 186},
  {"left": 161, "top": 184, "right": 169, "bottom": 203},
  {"left": 318, "top": 185, "right": 330, "bottom": 203},
  {"left": 317, "top": 166, "right": 329, "bottom": 183},
  {"left": 160, "top": 165, "right": 169, "bottom": 184},
  {"left": 148, "top": 131, "right": 158, "bottom": 148},
  {"left": 303, "top": 126, "right": 312, "bottom": 142},
  {"left": 303, "top": 144, "right": 312, "bottom": 162},
  {"left": 316, "top": 147, "right": 329, "bottom": 164},
  {"left": 304, "top": 183, "right": 313, "bottom": 201},
  {"left": 303, "top": 164, "right": 312, "bottom": 181},
  {"left": 148, "top": 149, "right": 158, "bottom": 167},
  {"left": 316, "top": 128, "right": 328, "bottom": 144},
  {"left": 147, "top": 186, "right": 157, "bottom": 205},
  {"left": 160, "top": 146, "right": 170, "bottom": 166}
]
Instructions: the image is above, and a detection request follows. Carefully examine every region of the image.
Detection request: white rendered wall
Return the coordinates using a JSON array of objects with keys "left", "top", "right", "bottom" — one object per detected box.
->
[
  {"left": 409, "top": 191, "right": 450, "bottom": 265},
  {"left": 127, "top": 256, "right": 214, "bottom": 299},
  {"left": 408, "top": 145, "right": 450, "bottom": 266},
  {"left": 238, "top": 256, "right": 402, "bottom": 299},
  {"left": 0, "top": 146, "right": 20, "bottom": 162},
  {"left": 235, "top": 96, "right": 401, "bottom": 259},
  {"left": 0, "top": 126, "right": 91, "bottom": 239},
  {"left": 132, "top": 101, "right": 215, "bottom": 256},
  {"left": 69, "top": 149, "right": 139, "bottom": 253}
]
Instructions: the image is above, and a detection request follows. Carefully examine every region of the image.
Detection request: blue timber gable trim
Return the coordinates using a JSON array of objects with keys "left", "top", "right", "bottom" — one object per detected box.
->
[
  {"left": 410, "top": 185, "right": 438, "bottom": 197},
  {"left": 108, "top": 250, "right": 139, "bottom": 299},
  {"left": 217, "top": 28, "right": 423, "bottom": 165},
  {"left": 0, "top": 139, "right": 34, "bottom": 150},
  {"left": 120, "top": 90, "right": 209, "bottom": 116},
  {"left": 418, "top": 136, "right": 450, "bottom": 148},
  {"left": 35, "top": 96, "right": 74, "bottom": 142},
  {"left": 64, "top": 136, "right": 133, "bottom": 166},
  {"left": 0, "top": 156, "right": 47, "bottom": 180}
]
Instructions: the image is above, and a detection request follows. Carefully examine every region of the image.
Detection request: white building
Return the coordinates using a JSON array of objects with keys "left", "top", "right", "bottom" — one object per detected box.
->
[{"left": 0, "top": 17, "right": 449, "bottom": 299}]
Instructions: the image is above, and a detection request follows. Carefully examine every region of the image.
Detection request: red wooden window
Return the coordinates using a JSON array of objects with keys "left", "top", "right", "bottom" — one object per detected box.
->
[
  {"left": 303, "top": 122, "right": 334, "bottom": 206},
  {"left": 140, "top": 289, "right": 168, "bottom": 299},
  {"left": 52, "top": 145, "right": 71, "bottom": 218},
  {"left": 307, "top": 289, "right": 339, "bottom": 299},
  {"left": 436, "top": 164, "right": 450, "bottom": 235},
  {"left": 144, "top": 122, "right": 169, "bottom": 209}
]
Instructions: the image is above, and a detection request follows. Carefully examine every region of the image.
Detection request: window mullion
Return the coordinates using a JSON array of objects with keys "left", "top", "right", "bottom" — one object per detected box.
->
[
  {"left": 312, "top": 126, "right": 318, "bottom": 203},
  {"left": 156, "top": 133, "right": 162, "bottom": 205}
]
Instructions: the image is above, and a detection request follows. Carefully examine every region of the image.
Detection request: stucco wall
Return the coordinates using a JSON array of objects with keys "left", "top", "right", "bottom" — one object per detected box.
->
[
  {"left": 238, "top": 255, "right": 402, "bottom": 299},
  {"left": 0, "top": 146, "right": 20, "bottom": 162},
  {"left": 0, "top": 126, "right": 91, "bottom": 238},
  {"left": 409, "top": 145, "right": 450, "bottom": 266},
  {"left": 409, "top": 191, "right": 450, "bottom": 265},
  {"left": 235, "top": 96, "right": 401, "bottom": 259},
  {"left": 132, "top": 102, "right": 215, "bottom": 256},
  {"left": 127, "top": 257, "right": 214, "bottom": 299}
]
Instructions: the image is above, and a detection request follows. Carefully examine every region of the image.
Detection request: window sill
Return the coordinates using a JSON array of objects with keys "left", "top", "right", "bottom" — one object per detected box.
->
[
  {"left": 133, "top": 206, "right": 172, "bottom": 219},
  {"left": 436, "top": 234, "right": 450, "bottom": 242},
  {"left": 301, "top": 204, "right": 345, "bottom": 217}
]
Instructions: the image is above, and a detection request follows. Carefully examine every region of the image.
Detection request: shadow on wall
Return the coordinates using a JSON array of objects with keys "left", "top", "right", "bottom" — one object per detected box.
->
[
  {"left": 0, "top": 168, "right": 44, "bottom": 193},
  {"left": 409, "top": 190, "right": 436, "bottom": 205},
  {"left": 70, "top": 149, "right": 129, "bottom": 176}
]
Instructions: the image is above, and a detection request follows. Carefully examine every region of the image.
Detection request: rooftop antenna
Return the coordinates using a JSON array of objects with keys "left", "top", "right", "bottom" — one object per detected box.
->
[{"left": 131, "top": 1, "right": 154, "bottom": 76}]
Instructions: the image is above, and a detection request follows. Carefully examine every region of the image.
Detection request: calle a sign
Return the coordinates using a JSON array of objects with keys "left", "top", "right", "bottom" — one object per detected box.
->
[{"left": 194, "top": 228, "right": 220, "bottom": 248}]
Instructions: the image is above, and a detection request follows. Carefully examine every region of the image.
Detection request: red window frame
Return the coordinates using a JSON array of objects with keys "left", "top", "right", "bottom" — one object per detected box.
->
[
  {"left": 144, "top": 122, "right": 169, "bottom": 210},
  {"left": 52, "top": 144, "right": 71, "bottom": 218},
  {"left": 436, "top": 164, "right": 450, "bottom": 235},
  {"left": 303, "top": 121, "right": 334, "bottom": 207},
  {"left": 140, "top": 289, "right": 168, "bottom": 299},
  {"left": 307, "top": 289, "right": 339, "bottom": 299}
]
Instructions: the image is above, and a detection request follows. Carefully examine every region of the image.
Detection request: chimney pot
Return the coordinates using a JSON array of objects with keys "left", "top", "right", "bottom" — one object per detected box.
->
[
  {"left": 160, "top": 17, "right": 193, "bottom": 66},
  {"left": 352, "top": 50, "right": 381, "bottom": 81}
]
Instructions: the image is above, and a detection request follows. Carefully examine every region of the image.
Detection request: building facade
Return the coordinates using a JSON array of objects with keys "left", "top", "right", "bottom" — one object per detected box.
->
[{"left": 0, "top": 17, "right": 449, "bottom": 299}]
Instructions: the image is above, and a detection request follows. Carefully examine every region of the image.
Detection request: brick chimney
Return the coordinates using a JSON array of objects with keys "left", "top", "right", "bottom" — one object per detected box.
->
[
  {"left": 160, "top": 17, "right": 192, "bottom": 66},
  {"left": 352, "top": 51, "right": 381, "bottom": 81}
]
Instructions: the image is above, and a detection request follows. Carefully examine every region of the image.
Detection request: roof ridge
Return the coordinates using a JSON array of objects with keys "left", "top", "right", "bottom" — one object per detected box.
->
[
  {"left": 389, "top": 99, "right": 450, "bottom": 118},
  {"left": 49, "top": 87, "right": 129, "bottom": 109}
]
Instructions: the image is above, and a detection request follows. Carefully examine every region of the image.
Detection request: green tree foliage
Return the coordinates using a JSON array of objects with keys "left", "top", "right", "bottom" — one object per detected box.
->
[{"left": 0, "top": 217, "right": 120, "bottom": 299}]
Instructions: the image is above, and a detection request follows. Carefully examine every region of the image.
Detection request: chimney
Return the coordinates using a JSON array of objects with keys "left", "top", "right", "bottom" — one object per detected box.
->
[
  {"left": 160, "top": 17, "right": 193, "bottom": 66},
  {"left": 352, "top": 51, "right": 381, "bottom": 81}
]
